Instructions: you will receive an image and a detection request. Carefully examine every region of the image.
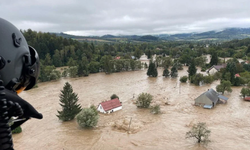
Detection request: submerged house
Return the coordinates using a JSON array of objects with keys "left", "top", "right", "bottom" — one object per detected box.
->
[
  {"left": 97, "top": 98, "right": 122, "bottom": 113},
  {"left": 195, "top": 88, "right": 228, "bottom": 109},
  {"left": 207, "top": 64, "right": 226, "bottom": 75}
]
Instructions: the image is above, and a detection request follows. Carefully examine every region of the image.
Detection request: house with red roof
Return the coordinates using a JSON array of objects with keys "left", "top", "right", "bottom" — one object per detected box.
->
[
  {"left": 244, "top": 97, "right": 250, "bottom": 101},
  {"left": 97, "top": 98, "right": 122, "bottom": 113},
  {"left": 235, "top": 74, "right": 240, "bottom": 77}
]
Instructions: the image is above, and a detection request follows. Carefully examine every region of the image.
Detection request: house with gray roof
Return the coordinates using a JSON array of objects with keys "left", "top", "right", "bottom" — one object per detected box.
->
[
  {"left": 195, "top": 88, "right": 228, "bottom": 109},
  {"left": 207, "top": 64, "right": 226, "bottom": 75}
]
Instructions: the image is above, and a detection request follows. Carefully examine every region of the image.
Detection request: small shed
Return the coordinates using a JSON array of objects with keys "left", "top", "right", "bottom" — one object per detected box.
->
[
  {"left": 97, "top": 98, "right": 122, "bottom": 114},
  {"left": 195, "top": 88, "right": 228, "bottom": 109}
]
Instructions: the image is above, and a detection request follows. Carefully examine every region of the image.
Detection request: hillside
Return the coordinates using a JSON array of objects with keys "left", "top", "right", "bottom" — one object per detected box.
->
[{"left": 54, "top": 28, "right": 250, "bottom": 42}]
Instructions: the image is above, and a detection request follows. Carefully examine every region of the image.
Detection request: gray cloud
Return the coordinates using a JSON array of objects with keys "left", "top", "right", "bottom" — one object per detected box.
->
[{"left": 1, "top": 0, "right": 250, "bottom": 36}]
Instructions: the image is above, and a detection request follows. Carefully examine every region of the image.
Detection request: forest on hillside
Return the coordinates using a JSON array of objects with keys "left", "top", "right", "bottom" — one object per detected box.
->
[{"left": 22, "top": 29, "right": 250, "bottom": 87}]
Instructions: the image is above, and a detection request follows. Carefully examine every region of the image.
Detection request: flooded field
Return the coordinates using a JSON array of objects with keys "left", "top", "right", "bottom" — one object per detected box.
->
[{"left": 13, "top": 66, "right": 250, "bottom": 150}]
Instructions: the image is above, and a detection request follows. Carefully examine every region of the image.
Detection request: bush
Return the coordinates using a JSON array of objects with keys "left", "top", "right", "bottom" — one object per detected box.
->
[
  {"left": 110, "top": 94, "right": 119, "bottom": 100},
  {"left": 76, "top": 105, "right": 99, "bottom": 128},
  {"left": 136, "top": 93, "right": 153, "bottom": 108},
  {"left": 50, "top": 70, "right": 61, "bottom": 80},
  {"left": 201, "top": 66, "right": 206, "bottom": 72},
  {"left": 62, "top": 68, "right": 68, "bottom": 77},
  {"left": 212, "top": 72, "right": 221, "bottom": 80},
  {"left": 190, "top": 73, "right": 204, "bottom": 86},
  {"left": 150, "top": 104, "right": 161, "bottom": 114},
  {"left": 68, "top": 66, "right": 78, "bottom": 78},
  {"left": 240, "top": 87, "right": 250, "bottom": 98},
  {"left": 12, "top": 126, "right": 22, "bottom": 134},
  {"left": 203, "top": 75, "right": 214, "bottom": 84},
  {"left": 180, "top": 76, "right": 188, "bottom": 83}
]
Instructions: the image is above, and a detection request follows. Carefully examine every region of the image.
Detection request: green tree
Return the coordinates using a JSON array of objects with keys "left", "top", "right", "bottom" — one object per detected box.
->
[
  {"left": 111, "top": 94, "right": 119, "bottom": 100},
  {"left": 194, "top": 56, "right": 207, "bottom": 67},
  {"left": 209, "top": 51, "right": 218, "bottom": 66},
  {"left": 203, "top": 75, "right": 214, "bottom": 84},
  {"left": 186, "top": 122, "right": 211, "bottom": 144},
  {"left": 43, "top": 53, "right": 52, "bottom": 66},
  {"left": 163, "top": 68, "right": 169, "bottom": 77},
  {"left": 53, "top": 49, "right": 62, "bottom": 67},
  {"left": 213, "top": 72, "right": 222, "bottom": 80},
  {"left": 77, "top": 56, "right": 89, "bottom": 76},
  {"left": 179, "top": 54, "right": 191, "bottom": 66},
  {"left": 234, "top": 77, "right": 241, "bottom": 86},
  {"left": 146, "top": 49, "right": 152, "bottom": 59},
  {"left": 68, "top": 66, "right": 78, "bottom": 78},
  {"left": 224, "top": 61, "right": 237, "bottom": 84},
  {"left": 100, "top": 55, "right": 113, "bottom": 74},
  {"left": 57, "top": 82, "right": 82, "bottom": 121},
  {"left": 216, "top": 80, "right": 232, "bottom": 94},
  {"left": 49, "top": 70, "right": 61, "bottom": 81},
  {"left": 62, "top": 68, "right": 68, "bottom": 77},
  {"left": 190, "top": 73, "right": 204, "bottom": 86},
  {"left": 170, "top": 63, "right": 178, "bottom": 78},
  {"left": 39, "top": 64, "right": 60, "bottom": 82},
  {"left": 130, "top": 59, "right": 136, "bottom": 71},
  {"left": 188, "top": 60, "right": 197, "bottom": 79},
  {"left": 89, "top": 61, "right": 100, "bottom": 73},
  {"left": 76, "top": 105, "right": 99, "bottom": 128},
  {"left": 240, "top": 87, "right": 250, "bottom": 98},
  {"left": 136, "top": 93, "right": 153, "bottom": 108},
  {"left": 67, "top": 57, "right": 77, "bottom": 67},
  {"left": 246, "top": 46, "right": 250, "bottom": 55},
  {"left": 134, "top": 47, "right": 143, "bottom": 59},
  {"left": 150, "top": 104, "right": 161, "bottom": 114},
  {"left": 161, "top": 57, "right": 172, "bottom": 69},
  {"left": 180, "top": 76, "right": 188, "bottom": 83},
  {"left": 147, "top": 61, "right": 158, "bottom": 77}
]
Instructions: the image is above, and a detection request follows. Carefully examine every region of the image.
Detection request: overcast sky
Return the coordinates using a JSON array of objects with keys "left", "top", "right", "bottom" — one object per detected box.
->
[{"left": 1, "top": 0, "right": 250, "bottom": 36}]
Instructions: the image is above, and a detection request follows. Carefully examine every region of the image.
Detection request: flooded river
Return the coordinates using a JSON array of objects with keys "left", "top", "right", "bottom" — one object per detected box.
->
[{"left": 13, "top": 67, "right": 250, "bottom": 150}]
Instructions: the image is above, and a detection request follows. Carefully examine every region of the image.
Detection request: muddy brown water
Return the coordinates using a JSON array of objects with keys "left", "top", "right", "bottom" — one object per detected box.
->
[{"left": 13, "top": 66, "right": 250, "bottom": 150}]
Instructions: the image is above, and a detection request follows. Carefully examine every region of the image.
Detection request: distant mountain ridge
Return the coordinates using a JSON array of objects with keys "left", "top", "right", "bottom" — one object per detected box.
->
[{"left": 54, "top": 28, "right": 250, "bottom": 42}]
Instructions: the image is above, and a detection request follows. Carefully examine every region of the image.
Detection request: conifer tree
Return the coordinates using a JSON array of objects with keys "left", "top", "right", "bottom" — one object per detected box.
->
[
  {"left": 163, "top": 68, "right": 169, "bottom": 77},
  {"left": 170, "top": 63, "right": 178, "bottom": 78},
  {"left": 209, "top": 51, "right": 218, "bottom": 66},
  {"left": 147, "top": 61, "right": 158, "bottom": 77},
  {"left": 188, "top": 60, "right": 197, "bottom": 79},
  {"left": 57, "top": 82, "right": 82, "bottom": 121}
]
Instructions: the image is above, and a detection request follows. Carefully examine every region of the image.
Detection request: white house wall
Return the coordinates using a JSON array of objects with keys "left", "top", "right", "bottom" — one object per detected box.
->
[
  {"left": 208, "top": 68, "right": 218, "bottom": 75},
  {"left": 97, "top": 105, "right": 122, "bottom": 114},
  {"left": 112, "top": 106, "right": 122, "bottom": 112},
  {"left": 97, "top": 104, "right": 106, "bottom": 113}
]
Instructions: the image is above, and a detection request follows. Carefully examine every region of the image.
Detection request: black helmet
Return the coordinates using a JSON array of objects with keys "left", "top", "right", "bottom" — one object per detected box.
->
[{"left": 0, "top": 18, "right": 40, "bottom": 93}]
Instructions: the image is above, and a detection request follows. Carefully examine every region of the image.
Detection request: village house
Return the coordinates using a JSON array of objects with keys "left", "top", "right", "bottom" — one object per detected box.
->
[
  {"left": 206, "top": 64, "right": 226, "bottom": 75},
  {"left": 97, "top": 98, "right": 122, "bottom": 113},
  {"left": 244, "top": 97, "right": 250, "bottom": 101},
  {"left": 194, "top": 88, "right": 228, "bottom": 109}
]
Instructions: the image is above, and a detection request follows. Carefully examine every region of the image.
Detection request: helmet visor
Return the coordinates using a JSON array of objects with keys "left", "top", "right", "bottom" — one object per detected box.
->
[{"left": 14, "top": 46, "right": 40, "bottom": 93}]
